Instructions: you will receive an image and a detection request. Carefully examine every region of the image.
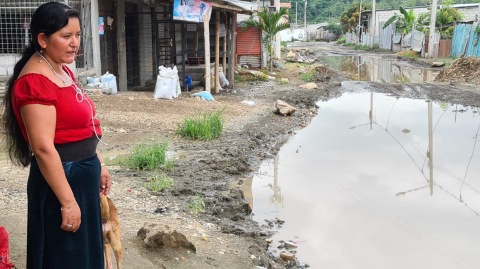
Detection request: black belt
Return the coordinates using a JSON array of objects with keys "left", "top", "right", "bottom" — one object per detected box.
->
[{"left": 55, "top": 136, "right": 99, "bottom": 162}]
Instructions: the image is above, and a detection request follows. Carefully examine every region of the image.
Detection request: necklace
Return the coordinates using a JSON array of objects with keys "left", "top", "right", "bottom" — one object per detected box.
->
[{"left": 36, "top": 51, "right": 69, "bottom": 86}]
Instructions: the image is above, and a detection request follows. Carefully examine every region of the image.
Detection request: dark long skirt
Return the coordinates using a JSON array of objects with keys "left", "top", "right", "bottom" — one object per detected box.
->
[{"left": 26, "top": 154, "right": 104, "bottom": 269}]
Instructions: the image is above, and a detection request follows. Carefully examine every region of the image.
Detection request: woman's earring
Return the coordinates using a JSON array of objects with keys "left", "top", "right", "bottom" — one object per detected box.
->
[{"left": 38, "top": 49, "right": 43, "bottom": 62}]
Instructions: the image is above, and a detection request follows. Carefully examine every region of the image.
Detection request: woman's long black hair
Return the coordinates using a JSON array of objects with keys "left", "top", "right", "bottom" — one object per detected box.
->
[{"left": 2, "top": 2, "right": 79, "bottom": 167}]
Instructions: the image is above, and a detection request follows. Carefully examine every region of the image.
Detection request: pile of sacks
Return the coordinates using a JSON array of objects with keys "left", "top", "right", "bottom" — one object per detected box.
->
[
  {"left": 154, "top": 66, "right": 181, "bottom": 100},
  {"left": 204, "top": 65, "right": 229, "bottom": 91},
  {"left": 86, "top": 72, "right": 118, "bottom": 94}
]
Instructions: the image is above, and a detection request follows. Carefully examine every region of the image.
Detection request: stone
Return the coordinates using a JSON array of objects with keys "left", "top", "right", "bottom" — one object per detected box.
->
[
  {"left": 275, "top": 100, "right": 296, "bottom": 116},
  {"left": 137, "top": 223, "right": 196, "bottom": 252},
  {"left": 280, "top": 78, "right": 289, "bottom": 83},
  {"left": 299, "top": 83, "right": 318, "bottom": 89},
  {"left": 128, "top": 97, "right": 134, "bottom": 100},
  {"left": 265, "top": 239, "right": 273, "bottom": 244},
  {"left": 286, "top": 51, "right": 296, "bottom": 58},
  {"left": 431, "top": 61, "right": 445, "bottom": 67},
  {"left": 280, "top": 252, "right": 295, "bottom": 261},
  {"left": 250, "top": 255, "right": 256, "bottom": 260},
  {"left": 218, "top": 251, "right": 225, "bottom": 255},
  {"left": 284, "top": 241, "right": 297, "bottom": 249}
]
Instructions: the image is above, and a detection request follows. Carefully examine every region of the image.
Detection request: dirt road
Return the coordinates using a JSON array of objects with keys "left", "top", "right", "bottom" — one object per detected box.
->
[{"left": 1, "top": 42, "right": 479, "bottom": 269}]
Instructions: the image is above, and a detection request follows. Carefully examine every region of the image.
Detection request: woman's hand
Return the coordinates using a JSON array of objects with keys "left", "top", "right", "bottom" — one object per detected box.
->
[
  {"left": 60, "top": 202, "right": 81, "bottom": 232},
  {"left": 99, "top": 166, "right": 111, "bottom": 196}
]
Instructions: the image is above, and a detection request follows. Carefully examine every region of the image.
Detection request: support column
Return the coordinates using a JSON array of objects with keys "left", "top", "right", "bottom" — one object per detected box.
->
[
  {"left": 204, "top": 7, "right": 212, "bottom": 92},
  {"left": 91, "top": 0, "right": 101, "bottom": 77},
  {"left": 222, "top": 13, "right": 227, "bottom": 78},
  {"left": 228, "top": 12, "right": 237, "bottom": 88},
  {"left": 215, "top": 10, "right": 220, "bottom": 93},
  {"left": 116, "top": 0, "right": 127, "bottom": 91}
]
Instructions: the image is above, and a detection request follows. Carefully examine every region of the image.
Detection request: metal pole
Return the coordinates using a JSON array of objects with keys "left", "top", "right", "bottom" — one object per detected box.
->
[
  {"left": 428, "top": 0, "right": 438, "bottom": 58},
  {"left": 371, "top": 0, "right": 376, "bottom": 49},
  {"left": 304, "top": 0, "right": 307, "bottom": 41}
]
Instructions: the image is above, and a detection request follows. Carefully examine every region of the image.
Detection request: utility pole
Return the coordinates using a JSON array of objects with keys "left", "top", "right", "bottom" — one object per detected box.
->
[
  {"left": 275, "top": 0, "right": 281, "bottom": 58},
  {"left": 428, "top": 0, "right": 438, "bottom": 58},
  {"left": 371, "top": 0, "right": 376, "bottom": 49},
  {"left": 296, "top": 2, "right": 298, "bottom": 27},
  {"left": 304, "top": 0, "right": 307, "bottom": 41},
  {"left": 358, "top": 0, "right": 362, "bottom": 44}
]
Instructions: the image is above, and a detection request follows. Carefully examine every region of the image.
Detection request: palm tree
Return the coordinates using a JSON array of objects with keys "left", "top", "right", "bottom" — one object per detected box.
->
[{"left": 242, "top": 8, "right": 291, "bottom": 72}]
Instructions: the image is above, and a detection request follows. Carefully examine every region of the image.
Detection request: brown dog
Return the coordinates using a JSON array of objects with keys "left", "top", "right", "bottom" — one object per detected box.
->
[{"left": 100, "top": 195, "right": 122, "bottom": 269}]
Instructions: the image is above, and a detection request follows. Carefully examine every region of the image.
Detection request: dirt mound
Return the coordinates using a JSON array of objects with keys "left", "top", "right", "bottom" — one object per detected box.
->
[{"left": 434, "top": 57, "right": 480, "bottom": 85}]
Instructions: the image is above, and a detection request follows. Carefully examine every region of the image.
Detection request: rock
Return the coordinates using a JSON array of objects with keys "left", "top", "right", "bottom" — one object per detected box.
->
[
  {"left": 137, "top": 223, "right": 196, "bottom": 252},
  {"left": 275, "top": 100, "right": 296, "bottom": 116},
  {"left": 128, "top": 97, "right": 134, "bottom": 100},
  {"left": 431, "top": 61, "right": 445, "bottom": 67},
  {"left": 286, "top": 51, "right": 296, "bottom": 58},
  {"left": 284, "top": 241, "right": 297, "bottom": 249},
  {"left": 280, "top": 252, "right": 295, "bottom": 261},
  {"left": 218, "top": 251, "right": 225, "bottom": 255},
  {"left": 265, "top": 239, "right": 273, "bottom": 244},
  {"left": 299, "top": 83, "right": 318, "bottom": 89},
  {"left": 280, "top": 78, "right": 289, "bottom": 83},
  {"left": 250, "top": 255, "right": 257, "bottom": 260}
]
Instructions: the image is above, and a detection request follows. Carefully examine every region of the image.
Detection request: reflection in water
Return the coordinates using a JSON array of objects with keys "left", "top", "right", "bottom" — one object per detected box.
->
[
  {"left": 318, "top": 55, "right": 440, "bottom": 83},
  {"left": 251, "top": 93, "right": 480, "bottom": 268}
]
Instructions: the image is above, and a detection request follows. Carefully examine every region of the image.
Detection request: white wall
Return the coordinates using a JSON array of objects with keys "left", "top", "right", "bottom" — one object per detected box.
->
[
  {"left": 0, "top": 55, "right": 21, "bottom": 76},
  {"left": 280, "top": 28, "right": 305, "bottom": 42}
]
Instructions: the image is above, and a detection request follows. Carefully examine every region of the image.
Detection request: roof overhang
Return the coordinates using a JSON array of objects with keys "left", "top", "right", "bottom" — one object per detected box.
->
[{"left": 208, "top": 0, "right": 258, "bottom": 14}]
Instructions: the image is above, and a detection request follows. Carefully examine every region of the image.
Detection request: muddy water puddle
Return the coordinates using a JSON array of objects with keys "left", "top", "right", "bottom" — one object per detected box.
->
[
  {"left": 250, "top": 93, "right": 480, "bottom": 268},
  {"left": 318, "top": 55, "right": 440, "bottom": 83}
]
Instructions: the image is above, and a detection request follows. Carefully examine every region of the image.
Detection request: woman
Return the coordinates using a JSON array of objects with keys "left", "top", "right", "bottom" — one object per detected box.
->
[{"left": 2, "top": 2, "right": 110, "bottom": 268}]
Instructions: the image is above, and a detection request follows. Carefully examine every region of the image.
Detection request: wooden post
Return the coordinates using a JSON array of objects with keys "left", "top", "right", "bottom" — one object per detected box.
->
[
  {"left": 204, "top": 7, "right": 212, "bottom": 92},
  {"left": 229, "top": 12, "right": 237, "bottom": 88},
  {"left": 215, "top": 10, "right": 220, "bottom": 93},
  {"left": 223, "top": 13, "right": 227, "bottom": 77}
]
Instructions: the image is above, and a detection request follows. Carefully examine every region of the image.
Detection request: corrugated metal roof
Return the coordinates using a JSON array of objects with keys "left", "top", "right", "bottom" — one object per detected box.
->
[{"left": 209, "top": 0, "right": 258, "bottom": 14}]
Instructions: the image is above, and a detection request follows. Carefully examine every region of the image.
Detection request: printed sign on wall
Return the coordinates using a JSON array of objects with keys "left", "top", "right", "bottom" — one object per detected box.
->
[
  {"left": 173, "top": 0, "right": 211, "bottom": 23},
  {"left": 98, "top": 17, "right": 104, "bottom": 35}
]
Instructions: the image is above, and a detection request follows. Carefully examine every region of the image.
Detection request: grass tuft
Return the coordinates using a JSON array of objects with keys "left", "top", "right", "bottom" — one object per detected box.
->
[
  {"left": 188, "top": 194, "right": 205, "bottom": 215},
  {"left": 177, "top": 107, "right": 226, "bottom": 140},
  {"left": 124, "top": 141, "right": 174, "bottom": 171},
  {"left": 300, "top": 73, "right": 313, "bottom": 82},
  {"left": 144, "top": 173, "right": 175, "bottom": 192}
]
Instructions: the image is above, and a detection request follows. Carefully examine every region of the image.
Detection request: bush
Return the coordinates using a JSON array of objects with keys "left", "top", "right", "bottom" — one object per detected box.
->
[
  {"left": 144, "top": 173, "right": 175, "bottom": 192},
  {"left": 188, "top": 194, "right": 205, "bottom": 215},
  {"left": 177, "top": 107, "right": 226, "bottom": 140},
  {"left": 124, "top": 142, "right": 174, "bottom": 171}
]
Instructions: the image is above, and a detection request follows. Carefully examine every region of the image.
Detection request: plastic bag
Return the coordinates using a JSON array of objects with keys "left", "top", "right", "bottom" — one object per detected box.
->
[
  {"left": 100, "top": 72, "right": 117, "bottom": 94},
  {"left": 154, "top": 66, "right": 181, "bottom": 99}
]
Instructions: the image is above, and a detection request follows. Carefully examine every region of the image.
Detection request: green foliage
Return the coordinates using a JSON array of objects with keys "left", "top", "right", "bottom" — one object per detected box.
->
[
  {"left": 336, "top": 36, "right": 346, "bottom": 43},
  {"left": 242, "top": 8, "right": 290, "bottom": 72},
  {"left": 124, "top": 142, "right": 174, "bottom": 171},
  {"left": 354, "top": 44, "right": 372, "bottom": 50},
  {"left": 436, "top": 0, "right": 464, "bottom": 26},
  {"left": 300, "top": 73, "right": 314, "bottom": 81},
  {"left": 339, "top": 2, "right": 371, "bottom": 32},
  {"left": 383, "top": 6, "right": 415, "bottom": 33},
  {"left": 176, "top": 107, "right": 225, "bottom": 140},
  {"left": 188, "top": 194, "right": 205, "bottom": 215},
  {"left": 475, "top": 26, "right": 480, "bottom": 35},
  {"left": 343, "top": 43, "right": 355, "bottom": 46},
  {"left": 144, "top": 173, "right": 175, "bottom": 192}
]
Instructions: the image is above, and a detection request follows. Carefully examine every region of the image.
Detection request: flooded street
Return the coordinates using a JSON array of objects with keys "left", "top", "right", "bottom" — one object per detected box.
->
[
  {"left": 251, "top": 92, "right": 480, "bottom": 268},
  {"left": 318, "top": 55, "right": 440, "bottom": 83}
]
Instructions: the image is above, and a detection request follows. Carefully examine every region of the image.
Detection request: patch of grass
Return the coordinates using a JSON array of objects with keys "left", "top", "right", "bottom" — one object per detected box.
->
[
  {"left": 403, "top": 54, "right": 420, "bottom": 59},
  {"left": 336, "top": 36, "right": 346, "bottom": 43},
  {"left": 188, "top": 194, "right": 205, "bottom": 215},
  {"left": 354, "top": 45, "right": 372, "bottom": 50},
  {"left": 300, "top": 73, "right": 314, "bottom": 82},
  {"left": 144, "top": 173, "right": 174, "bottom": 192},
  {"left": 124, "top": 141, "right": 174, "bottom": 171},
  {"left": 343, "top": 43, "right": 355, "bottom": 47},
  {"left": 177, "top": 107, "right": 226, "bottom": 140}
]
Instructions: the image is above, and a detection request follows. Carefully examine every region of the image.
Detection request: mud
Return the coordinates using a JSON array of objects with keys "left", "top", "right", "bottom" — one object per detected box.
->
[{"left": 2, "top": 42, "right": 480, "bottom": 269}]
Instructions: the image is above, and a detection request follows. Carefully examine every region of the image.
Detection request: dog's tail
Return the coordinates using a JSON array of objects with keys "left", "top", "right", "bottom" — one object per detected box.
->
[{"left": 100, "top": 195, "right": 110, "bottom": 221}]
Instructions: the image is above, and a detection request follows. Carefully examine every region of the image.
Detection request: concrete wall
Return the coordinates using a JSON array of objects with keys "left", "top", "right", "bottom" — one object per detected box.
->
[{"left": 0, "top": 55, "right": 20, "bottom": 77}]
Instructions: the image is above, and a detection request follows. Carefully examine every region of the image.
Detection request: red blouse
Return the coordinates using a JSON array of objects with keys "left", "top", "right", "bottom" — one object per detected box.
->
[{"left": 12, "top": 66, "right": 102, "bottom": 144}]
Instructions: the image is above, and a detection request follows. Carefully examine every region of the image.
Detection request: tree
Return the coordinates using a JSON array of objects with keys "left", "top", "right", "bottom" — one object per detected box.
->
[
  {"left": 339, "top": 2, "right": 371, "bottom": 33},
  {"left": 242, "top": 8, "right": 291, "bottom": 72},
  {"left": 382, "top": 6, "right": 415, "bottom": 33}
]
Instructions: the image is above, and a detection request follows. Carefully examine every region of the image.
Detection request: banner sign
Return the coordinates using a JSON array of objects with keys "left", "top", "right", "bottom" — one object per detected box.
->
[{"left": 173, "top": 0, "right": 211, "bottom": 23}]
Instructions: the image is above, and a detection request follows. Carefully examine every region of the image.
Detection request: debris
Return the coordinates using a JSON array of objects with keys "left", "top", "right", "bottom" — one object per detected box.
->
[
  {"left": 240, "top": 100, "right": 256, "bottom": 106},
  {"left": 275, "top": 100, "right": 296, "bottom": 116},
  {"left": 247, "top": 70, "right": 275, "bottom": 80},
  {"left": 299, "top": 83, "right": 318, "bottom": 89},
  {"left": 273, "top": 61, "right": 284, "bottom": 69},
  {"left": 435, "top": 57, "right": 480, "bottom": 85},
  {"left": 280, "top": 78, "right": 289, "bottom": 83},
  {"left": 191, "top": 91, "right": 215, "bottom": 101}
]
